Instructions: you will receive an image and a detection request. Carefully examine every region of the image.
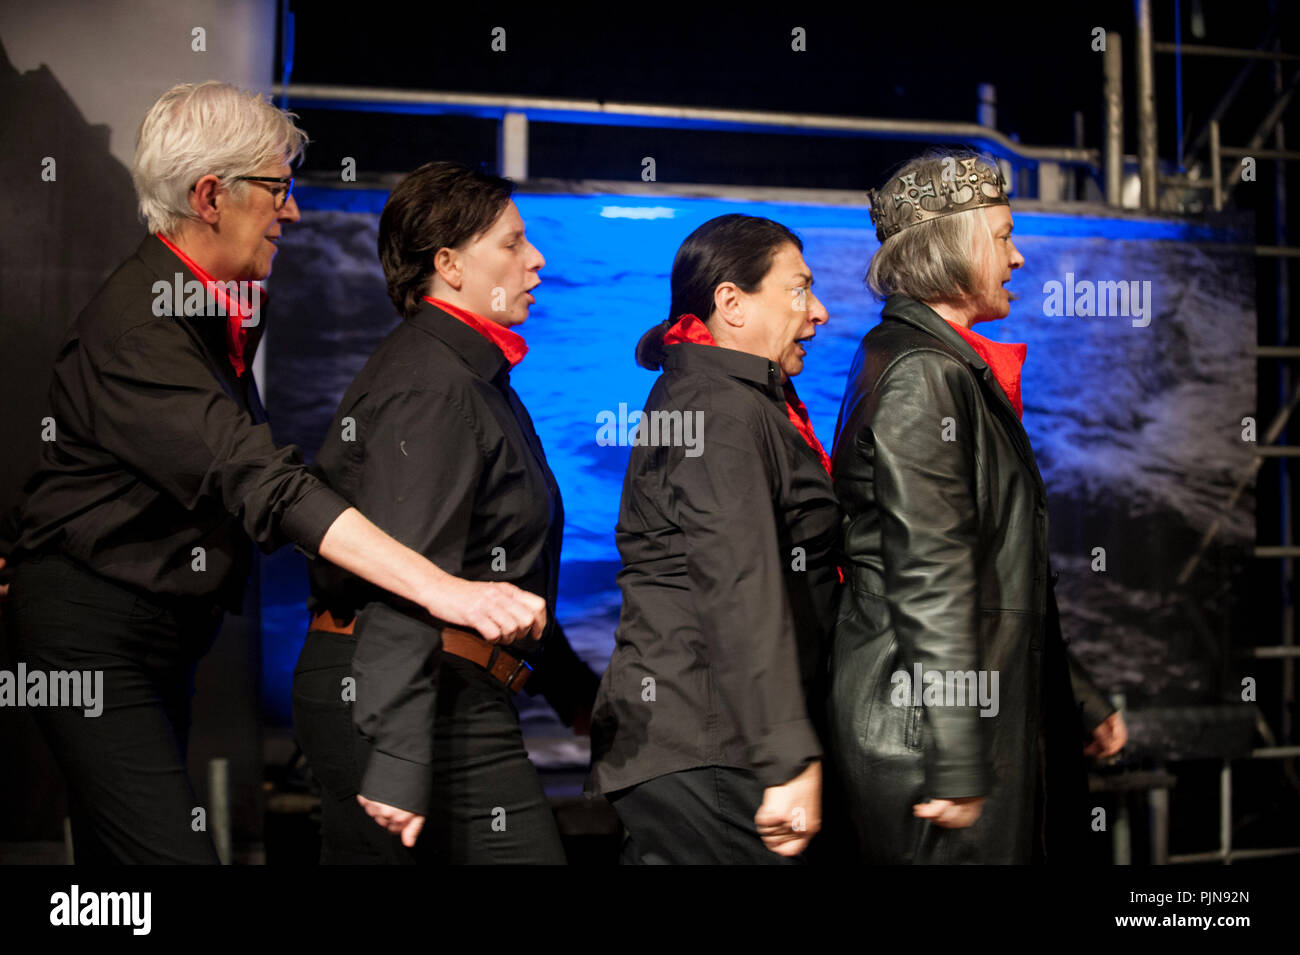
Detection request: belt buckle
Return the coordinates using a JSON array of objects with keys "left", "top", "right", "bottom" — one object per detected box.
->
[
  {"left": 503, "top": 656, "right": 532, "bottom": 692},
  {"left": 481, "top": 639, "right": 531, "bottom": 692}
]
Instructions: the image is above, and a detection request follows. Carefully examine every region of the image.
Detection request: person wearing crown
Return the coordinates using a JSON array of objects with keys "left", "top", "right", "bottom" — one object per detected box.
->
[{"left": 822, "top": 150, "right": 1127, "bottom": 864}]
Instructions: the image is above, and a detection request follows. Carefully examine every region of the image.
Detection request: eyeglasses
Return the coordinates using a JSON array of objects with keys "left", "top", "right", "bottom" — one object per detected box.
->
[{"left": 233, "top": 175, "right": 295, "bottom": 210}]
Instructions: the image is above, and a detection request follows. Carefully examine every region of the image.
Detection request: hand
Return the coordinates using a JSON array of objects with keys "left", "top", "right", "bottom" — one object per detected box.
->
[
  {"left": 755, "top": 760, "right": 821, "bottom": 857},
  {"left": 423, "top": 577, "right": 546, "bottom": 646},
  {"left": 356, "top": 794, "right": 425, "bottom": 848},
  {"left": 1084, "top": 711, "right": 1128, "bottom": 758},
  {"left": 913, "top": 796, "right": 985, "bottom": 829}
]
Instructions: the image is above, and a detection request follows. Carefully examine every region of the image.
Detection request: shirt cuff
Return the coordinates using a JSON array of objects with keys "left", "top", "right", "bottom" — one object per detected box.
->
[
  {"left": 359, "top": 749, "right": 431, "bottom": 816},
  {"left": 283, "top": 483, "right": 351, "bottom": 557},
  {"left": 752, "top": 718, "right": 822, "bottom": 788}
]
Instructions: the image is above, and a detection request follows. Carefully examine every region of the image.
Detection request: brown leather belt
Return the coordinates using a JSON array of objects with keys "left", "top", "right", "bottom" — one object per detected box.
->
[{"left": 309, "top": 609, "right": 532, "bottom": 693}]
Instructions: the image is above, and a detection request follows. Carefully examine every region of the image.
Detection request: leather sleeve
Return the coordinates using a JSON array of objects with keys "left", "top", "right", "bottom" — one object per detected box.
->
[{"left": 866, "top": 352, "right": 989, "bottom": 799}]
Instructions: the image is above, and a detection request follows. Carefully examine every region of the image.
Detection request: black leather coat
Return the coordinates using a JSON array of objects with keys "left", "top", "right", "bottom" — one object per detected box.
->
[{"left": 825, "top": 294, "right": 1113, "bottom": 864}]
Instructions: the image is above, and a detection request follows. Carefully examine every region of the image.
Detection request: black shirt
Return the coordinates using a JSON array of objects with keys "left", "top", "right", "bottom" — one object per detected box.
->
[
  {"left": 589, "top": 340, "right": 841, "bottom": 793},
  {"left": 308, "top": 300, "right": 592, "bottom": 813},
  {"left": 12, "top": 235, "right": 349, "bottom": 612}
]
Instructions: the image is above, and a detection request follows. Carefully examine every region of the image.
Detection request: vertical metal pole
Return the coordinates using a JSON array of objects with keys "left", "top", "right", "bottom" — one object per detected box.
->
[
  {"left": 208, "top": 757, "right": 231, "bottom": 865},
  {"left": 1174, "top": 0, "right": 1185, "bottom": 170},
  {"left": 977, "top": 83, "right": 997, "bottom": 128},
  {"left": 1135, "top": 0, "right": 1159, "bottom": 210},
  {"left": 1273, "top": 43, "right": 1294, "bottom": 750},
  {"left": 1219, "top": 761, "right": 1232, "bottom": 864},
  {"left": 1113, "top": 796, "right": 1132, "bottom": 864},
  {"left": 1210, "top": 119, "right": 1223, "bottom": 212},
  {"left": 498, "top": 111, "right": 529, "bottom": 181},
  {"left": 1149, "top": 782, "right": 1170, "bottom": 864},
  {"left": 63, "top": 817, "right": 75, "bottom": 865},
  {"left": 1105, "top": 33, "right": 1125, "bottom": 207}
]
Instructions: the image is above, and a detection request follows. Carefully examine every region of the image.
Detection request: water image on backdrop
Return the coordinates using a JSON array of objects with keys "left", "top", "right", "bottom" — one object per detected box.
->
[{"left": 261, "top": 189, "right": 1255, "bottom": 767}]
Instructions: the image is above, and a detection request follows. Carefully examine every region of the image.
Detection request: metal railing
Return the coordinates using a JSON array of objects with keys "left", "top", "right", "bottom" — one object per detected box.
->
[{"left": 270, "top": 82, "right": 1099, "bottom": 197}]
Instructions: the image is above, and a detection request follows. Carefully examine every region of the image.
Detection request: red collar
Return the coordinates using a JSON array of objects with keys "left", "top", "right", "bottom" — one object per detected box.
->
[
  {"left": 423, "top": 296, "right": 528, "bottom": 368},
  {"left": 944, "top": 319, "right": 1028, "bottom": 419},
  {"left": 663, "top": 312, "right": 841, "bottom": 583},
  {"left": 156, "top": 234, "right": 262, "bottom": 377},
  {"left": 663, "top": 313, "right": 833, "bottom": 475}
]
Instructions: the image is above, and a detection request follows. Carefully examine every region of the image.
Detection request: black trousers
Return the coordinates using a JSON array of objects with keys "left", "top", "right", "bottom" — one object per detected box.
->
[
  {"left": 609, "top": 766, "right": 804, "bottom": 865},
  {"left": 291, "top": 630, "right": 565, "bottom": 864},
  {"left": 6, "top": 554, "right": 224, "bottom": 864}
]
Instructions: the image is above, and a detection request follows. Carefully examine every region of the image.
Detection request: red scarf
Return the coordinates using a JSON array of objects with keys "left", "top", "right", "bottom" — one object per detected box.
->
[
  {"left": 424, "top": 296, "right": 528, "bottom": 368},
  {"left": 944, "top": 320, "right": 1028, "bottom": 419},
  {"left": 157, "top": 234, "right": 261, "bottom": 377},
  {"left": 662, "top": 314, "right": 833, "bottom": 475}
]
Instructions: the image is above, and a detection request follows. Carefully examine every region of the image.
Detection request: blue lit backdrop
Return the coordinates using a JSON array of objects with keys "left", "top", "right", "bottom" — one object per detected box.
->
[{"left": 262, "top": 188, "right": 1254, "bottom": 756}]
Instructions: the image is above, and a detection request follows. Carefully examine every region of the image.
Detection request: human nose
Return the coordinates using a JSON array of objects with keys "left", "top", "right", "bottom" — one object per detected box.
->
[
  {"left": 527, "top": 240, "right": 545, "bottom": 271},
  {"left": 279, "top": 192, "right": 302, "bottom": 223},
  {"left": 1009, "top": 240, "right": 1024, "bottom": 269},
  {"left": 808, "top": 292, "right": 829, "bottom": 325}
]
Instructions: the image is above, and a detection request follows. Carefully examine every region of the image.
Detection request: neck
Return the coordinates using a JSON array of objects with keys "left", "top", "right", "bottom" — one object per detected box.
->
[
  {"left": 433, "top": 291, "right": 514, "bottom": 328},
  {"left": 704, "top": 318, "right": 788, "bottom": 382},
  {"left": 927, "top": 298, "right": 986, "bottom": 329},
  {"left": 163, "top": 224, "right": 234, "bottom": 282}
]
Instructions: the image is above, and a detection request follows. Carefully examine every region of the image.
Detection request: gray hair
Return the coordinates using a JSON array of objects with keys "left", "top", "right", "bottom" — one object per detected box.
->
[
  {"left": 131, "top": 81, "right": 308, "bottom": 235},
  {"left": 865, "top": 151, "right": 998, "bottom": 304}
]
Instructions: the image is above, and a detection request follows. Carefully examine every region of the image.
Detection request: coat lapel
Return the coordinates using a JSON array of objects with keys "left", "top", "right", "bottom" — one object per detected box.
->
[{"left": 883, "top": 295, "right": 1046, "bottom": 496}]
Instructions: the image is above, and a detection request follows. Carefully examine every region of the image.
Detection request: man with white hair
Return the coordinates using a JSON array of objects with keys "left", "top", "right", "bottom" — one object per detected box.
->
[{"left": 3, "top": 82, "right": 546, "bottom": 864}]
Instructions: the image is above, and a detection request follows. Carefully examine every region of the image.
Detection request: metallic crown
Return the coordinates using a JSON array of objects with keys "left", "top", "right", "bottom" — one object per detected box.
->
[{"left": 866, "top": 156, "right": 1009, "bottom": 242}]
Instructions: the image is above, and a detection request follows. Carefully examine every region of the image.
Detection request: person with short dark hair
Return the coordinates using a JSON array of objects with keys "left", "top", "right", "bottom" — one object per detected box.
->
[
  {"left": 2, "top": 85, "right": 545, "bottom": 865},
  {"left": 293, "top": 160, "right": 597, "bottom": 864},
  {"left": 588, "top": 213, "right": 841, "bottom": 864}
]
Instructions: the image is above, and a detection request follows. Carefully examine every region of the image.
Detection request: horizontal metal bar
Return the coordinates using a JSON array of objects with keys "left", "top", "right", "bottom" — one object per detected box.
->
[
  {"left": 1159, "top": 175, "right": 1214, "bottom": 189},
  {"left": 1220, "top": 146, "right": 1300, "bottom": 160},
  {"left": 1250, "top": 746, "right": 1300, "bottom": 758},
  {"left": 1170, "top": 846, "right": 1300, "bottom": 863},
  {"left": 1168, "top": 850, "right": 1225, "bottom": 863},
  {"left": 1216, "top": 244, "right": 1300, "bottom": 258},
  {"left": 1242, "top": 646, "right": 1300, "bottom": 658},
  {"left": 271, "top": 83, "right": 1099, "bottom": 166},
  {"left": 1257, "top": 346, "right": 1300, "bottom": 357},
  {"left": 1255, "top": 446, "right": 1300, "bottom": 456},
  {"left": 1153, "top": 42, "right": 1300, "bottom": 62},
  {"left": 1255, "top": 546, "right": 1300, "bottom": 557}
]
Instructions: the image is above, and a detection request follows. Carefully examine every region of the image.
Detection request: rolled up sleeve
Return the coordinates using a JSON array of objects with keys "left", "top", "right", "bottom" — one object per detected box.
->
[{"left": 92, "top": 318, "right": 349, "bottom": 555}]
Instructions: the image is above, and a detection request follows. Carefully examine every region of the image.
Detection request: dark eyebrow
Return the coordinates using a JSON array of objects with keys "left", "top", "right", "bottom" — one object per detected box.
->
[
  {"left": 793, "top": 272, "right": 814, "bottom": 286},
  {"left": 505, "top": 229, "right": 524, "bottom": 240}
]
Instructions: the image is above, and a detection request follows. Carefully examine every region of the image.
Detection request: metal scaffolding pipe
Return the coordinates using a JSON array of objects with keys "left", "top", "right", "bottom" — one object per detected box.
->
[
  {"left": 1105, "top": 32, "right": 1125, "bottom": 206},
  {"left": 1136, "top": 0, "right": 1159, "bottom": 210},
  {"left": 271, "top": 83, "right": 1099, "bottom": 167}
]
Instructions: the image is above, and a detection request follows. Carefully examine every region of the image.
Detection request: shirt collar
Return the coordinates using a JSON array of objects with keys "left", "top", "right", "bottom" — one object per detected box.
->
[
  {"left": 422, "top": 296, "right": 528, "bottom": 368},
  {"left": 407, "top": 299, "right": 512, "bottom": 382},
  {"left": 660, "top": 313, "right": 784, "bottom": 401},
  {"left": 149, "top": 234, "right": 267, "bottom": 378},
  {"left": 882, "top": 293, "right": 1028, "bottom": 420}
]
